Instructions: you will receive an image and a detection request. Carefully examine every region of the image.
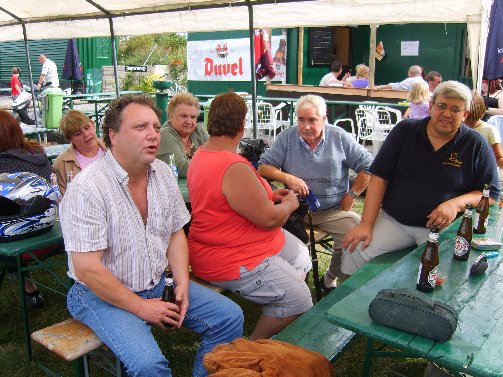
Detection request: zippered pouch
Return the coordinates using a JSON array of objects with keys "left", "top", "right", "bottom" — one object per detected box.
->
[{"left": 368, "top": 288, "right": 458, "bottom": 342}]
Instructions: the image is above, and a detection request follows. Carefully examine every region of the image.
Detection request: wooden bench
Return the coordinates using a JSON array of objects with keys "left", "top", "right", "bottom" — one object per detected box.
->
[
  {"left": 31, "top": 318, "right": 122, "bottom": 377},
  {"left": 189, "top": 271, "right": 226, "bottom": 293},
  {"left": 30, "top": 274, "right": 221, "bottom": 376},
  {"left": 273, "top": 248, "right": 413, "bottom": 362}
]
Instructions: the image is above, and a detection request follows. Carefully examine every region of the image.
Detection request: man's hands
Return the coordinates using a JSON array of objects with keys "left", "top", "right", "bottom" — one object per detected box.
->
[
  {"left": 340, "top": 194, "right": 355, "bottom": 211},
  {"left": 136, "top": 298, "right": 181, "bottom": 329},
  {"left": 284, "top": 175, "right": 309, "bottom": 197},
  {"left": 135, "top": 280, "right": 189, "bottom": 330},
  {"left": 426, "top": 199, "right": 459, "bottom": 230},
  {"left": 342, "top": 222, "right": 373, "bottom": 253}
]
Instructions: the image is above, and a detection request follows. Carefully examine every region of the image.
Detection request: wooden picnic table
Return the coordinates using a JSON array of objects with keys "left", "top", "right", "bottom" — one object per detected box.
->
[
  {"left": 178, "top": 177, "right": 188, "bottom": 203},
  {"left": 45, "top": 143, "right": 71, "bottom": 163},
  {"left": 21, "top": 125, "right": 54, "bottom": 145},
  {"left": 63, "top": 91, "right": 144, "bottom": 134},
  {"left": 327, "top": 205, "right": 503, "bottom": 376}
]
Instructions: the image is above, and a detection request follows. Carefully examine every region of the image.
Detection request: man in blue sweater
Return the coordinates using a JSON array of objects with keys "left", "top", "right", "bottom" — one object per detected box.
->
[
  {"left": 258, "top": 95, "right": 373, "bottom": 291},
  {"left": 343, "top": 81, "right": 500, "bottom": 275}
]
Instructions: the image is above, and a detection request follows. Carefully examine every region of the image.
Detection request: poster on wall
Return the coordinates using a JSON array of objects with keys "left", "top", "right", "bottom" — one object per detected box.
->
[
  {"left": 401, "top": 41, "right": 419, "bottom": 56},
  {"left": 187, "top": 35, "right": 286, "bottom": 82}
]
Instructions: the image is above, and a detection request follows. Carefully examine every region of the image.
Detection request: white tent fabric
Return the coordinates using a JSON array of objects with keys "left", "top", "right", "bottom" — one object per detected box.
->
[{"left": 0, "top": 0, "right": 492, "bottom": 85}]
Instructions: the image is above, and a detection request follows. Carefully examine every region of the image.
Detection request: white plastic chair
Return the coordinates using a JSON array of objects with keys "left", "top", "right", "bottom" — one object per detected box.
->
[
  {"left": 244, "top": 101, "right": 276, "bottom": 144},
  {"left": 354, "top": 107, "right": 376, "bottom": 144},
  {"left": 371, "top": 106, "right": 403, "bottom": 155},
  {"left": 273, "top": 102, "right": 288, "bottom": 139},
  {"left": 333, "top": 118, "right": 356, "bottom": 139}
]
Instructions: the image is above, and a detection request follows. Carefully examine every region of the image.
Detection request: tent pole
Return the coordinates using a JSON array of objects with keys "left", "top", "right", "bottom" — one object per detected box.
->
[
  {"left": 86, "top": 0, "right": 120, "bottom": 97},
  {"left": 108, "top": 18, "right": 121, "bottom": 97},
  {"left": 297, "top": 27, "right": 304, "bottom": 85},
  {"left": 247, "top": 0, "right": 257, "bottom": 139},
  {"left": 368, "top": 24, "right": 377, "bottom": 89},
  {"left": 21, "top": 25, "right": 40, "bottom": 127}
]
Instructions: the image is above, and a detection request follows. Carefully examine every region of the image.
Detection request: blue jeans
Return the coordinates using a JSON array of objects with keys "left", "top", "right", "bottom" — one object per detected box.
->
[{"left": 67, "top": 277, "right": 243, "bottom": 377}]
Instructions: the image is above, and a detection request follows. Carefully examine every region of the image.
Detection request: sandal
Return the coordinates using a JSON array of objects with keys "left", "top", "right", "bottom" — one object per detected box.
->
[{"left": 25, "top": 289, "right": 45, "bottom": 308}]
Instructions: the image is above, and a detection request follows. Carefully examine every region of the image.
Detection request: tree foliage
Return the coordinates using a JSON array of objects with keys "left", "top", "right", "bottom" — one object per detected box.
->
[{"left": 118, "top": 33, "right": 187, "bottom": 86}]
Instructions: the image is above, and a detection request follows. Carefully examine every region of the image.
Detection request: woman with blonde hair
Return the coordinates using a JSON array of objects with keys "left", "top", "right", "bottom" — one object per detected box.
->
[
  {"left": 351, "top": 64, "right": 369, "bottom": 88},
  {"left": 465, "top": 90, "right": 503, "bottom": 169},
  {"left": 53, "top": 110, "right": 106, "bottom": 196},
  {"left": 157, "top": 92, "right": 209, "bottom": 177},
  {"left": 403, "top": 82, "right": 430, "bottom": 119}
]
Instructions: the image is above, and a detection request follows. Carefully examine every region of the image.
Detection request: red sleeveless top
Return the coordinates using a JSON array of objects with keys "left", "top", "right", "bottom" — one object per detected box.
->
[{"left": 187, "top": 149, "right": 284, "bottom": 281}]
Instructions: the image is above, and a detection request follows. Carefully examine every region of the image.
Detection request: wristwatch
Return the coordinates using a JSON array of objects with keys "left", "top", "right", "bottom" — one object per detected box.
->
[{"left": 347, "top": 190, "right": 359, "bottom": 199}]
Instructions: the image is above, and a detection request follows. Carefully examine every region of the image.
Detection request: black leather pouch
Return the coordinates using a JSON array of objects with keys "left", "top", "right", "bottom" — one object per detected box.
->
[
  {"left": 368, "top": 288, "right": 458, "bottom": 342},
  {"left": 282, "top": 202, "right": 309, "bottom": 243}
]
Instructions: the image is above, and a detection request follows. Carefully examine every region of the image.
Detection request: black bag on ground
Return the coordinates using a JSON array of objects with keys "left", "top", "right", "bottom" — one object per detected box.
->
[
  {"left": 239, "top": 138, "right": 269, "bottom": 167},
  {"left": 368, "top": 288, "right": 458, "bottom": 342},
  {"left": 282, "top": 202, "right": 309, "bottom": 244}
]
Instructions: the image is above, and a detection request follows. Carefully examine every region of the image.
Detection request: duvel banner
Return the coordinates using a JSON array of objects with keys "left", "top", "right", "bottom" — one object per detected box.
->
[{"left": 188, "top": 35, "right": 287, "bottom": 82}]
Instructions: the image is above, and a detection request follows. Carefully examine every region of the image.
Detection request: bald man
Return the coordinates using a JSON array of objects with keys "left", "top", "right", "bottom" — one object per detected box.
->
[
  {"left": 37, "top": 54, "right": 59, "bottom": 90},
  {"left": 374, "top": 65, "right": 425, "bottom": 91}
]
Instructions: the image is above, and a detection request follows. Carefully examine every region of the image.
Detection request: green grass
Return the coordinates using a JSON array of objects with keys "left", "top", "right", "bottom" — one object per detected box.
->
[{"left": 0, "top": 198, "right": 427, "bottom": 376}]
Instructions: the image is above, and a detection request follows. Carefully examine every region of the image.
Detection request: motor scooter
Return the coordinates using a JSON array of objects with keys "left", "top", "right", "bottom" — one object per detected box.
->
[{"left": 11, "top": 89, "right": 35, "bottom": 125}]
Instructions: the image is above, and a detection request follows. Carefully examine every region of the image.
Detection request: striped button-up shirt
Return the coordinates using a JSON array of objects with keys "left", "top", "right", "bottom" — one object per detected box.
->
[{"left": 60, "top": 149, "right": 190, "bottom": 292}]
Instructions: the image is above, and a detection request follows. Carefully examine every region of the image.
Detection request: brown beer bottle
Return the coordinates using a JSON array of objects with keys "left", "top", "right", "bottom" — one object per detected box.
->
[
  {"left": 453, "top": 204, "right": 473, "bottom": 261},
  {"left": 162, "top": 272, "right": 176, "bottom": 304},
  {"left": 417, "top": 227, "right": 439, "bottom": 293},
  {"left": 474, "top": 184, "right": 490, "bottom": 234}
]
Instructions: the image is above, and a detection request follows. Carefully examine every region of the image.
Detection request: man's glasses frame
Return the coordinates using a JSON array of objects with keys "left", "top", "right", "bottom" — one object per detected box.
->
[{"left": 433, "top": 103, "right": 464, "bottom": 114}]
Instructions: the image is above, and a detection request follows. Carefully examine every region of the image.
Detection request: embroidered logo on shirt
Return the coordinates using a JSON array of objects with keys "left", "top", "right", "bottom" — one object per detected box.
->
[{"left": 443, "top": 152, "right": 462, "bottom": 168}]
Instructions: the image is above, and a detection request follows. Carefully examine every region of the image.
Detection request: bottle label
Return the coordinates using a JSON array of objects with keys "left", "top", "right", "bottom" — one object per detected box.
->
[
  {"left": 170, "top": 165, "right": 178, "bottom": 176},
  {"left": 483, "top": 189, "right": 490, "bottom": 196},
  {"left": 428, "top": 232, "right": 439, "bottom": 242},
  {"left": 453, "top": 236, "right": 470, "bottom": 256},
  {"left": 464, "top": 208, "right": 472, "bottom": 217},
  {"left": 417, "top": 264, "right": 437, "bottom": 287},
  {"left": 474, "top": 213, "right": 480, "bottom": 227}
]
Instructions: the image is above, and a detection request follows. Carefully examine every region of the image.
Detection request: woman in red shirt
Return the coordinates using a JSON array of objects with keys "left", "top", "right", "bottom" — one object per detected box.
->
[{"left": 188, "top": 92, "right": 313, "bottom": 340}]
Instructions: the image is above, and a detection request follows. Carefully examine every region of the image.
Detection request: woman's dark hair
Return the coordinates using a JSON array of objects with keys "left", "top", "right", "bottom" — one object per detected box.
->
[
  {"left": 0, "top": 110, "right": 43, "bottom": 153},
  {"left": 330, "top": 60, "right": 342, "bottom": 73},
  {"left": 207, "top": 92, "right": 247, "bottom": 138},
  {"left": 488, "top": 80, "right": 502, "bottom": 94}
]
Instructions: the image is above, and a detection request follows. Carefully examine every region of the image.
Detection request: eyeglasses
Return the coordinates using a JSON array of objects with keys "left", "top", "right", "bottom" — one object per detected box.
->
[{"left": 433, "top": 103, "right": 464, "bottom": 114}]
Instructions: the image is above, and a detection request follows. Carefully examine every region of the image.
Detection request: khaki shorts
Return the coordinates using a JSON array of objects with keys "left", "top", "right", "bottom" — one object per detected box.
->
[{"left": 209, "top": 230, "right": 313, "bottom": 318}]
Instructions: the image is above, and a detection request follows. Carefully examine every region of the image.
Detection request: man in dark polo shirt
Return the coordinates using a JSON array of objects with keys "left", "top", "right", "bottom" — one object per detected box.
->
[{"left": 342, "top": 81, "right": 500, "bottom": 275}]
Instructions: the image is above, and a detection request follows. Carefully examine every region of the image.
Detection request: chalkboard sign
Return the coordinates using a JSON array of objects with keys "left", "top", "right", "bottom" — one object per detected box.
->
[{"left": 309, "top": 27, "right": 335, "bottom": 66}]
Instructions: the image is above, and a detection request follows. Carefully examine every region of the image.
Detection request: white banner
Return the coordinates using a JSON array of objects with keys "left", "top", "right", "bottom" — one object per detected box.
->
[{"left": 187, "top": 35, "right": 286, "bottom": 82}]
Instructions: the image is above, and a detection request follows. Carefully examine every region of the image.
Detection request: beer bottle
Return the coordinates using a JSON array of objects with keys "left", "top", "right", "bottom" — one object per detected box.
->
[
  {"left": 162, "top": 272, "right": 176, "bottom": 304},
  {"left": 453, "top": 204, "right": 473, "bottom": 261},
  {"left": 474, "top": 184, "right": 490, "bottom": 234},
  {"left": 168, "top": 154, "right": 178, "bottom": 182},
  {"left": 417, "top": 227, "right": 439, "bottom": 293}
]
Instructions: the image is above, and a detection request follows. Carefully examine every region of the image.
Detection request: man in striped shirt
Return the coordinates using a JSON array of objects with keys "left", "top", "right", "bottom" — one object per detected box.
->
[{"left": 60, "top": 95, "right": 243, "bottom": 377}]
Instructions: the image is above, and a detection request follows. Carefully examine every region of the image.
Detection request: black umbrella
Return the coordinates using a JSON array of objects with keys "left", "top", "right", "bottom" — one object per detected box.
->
[
  {"left": 62, "top": 39, "right": 83, "bottom": 93},
  {"left": 483, "top": 0, "right": 503, "bottom": 80}
]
